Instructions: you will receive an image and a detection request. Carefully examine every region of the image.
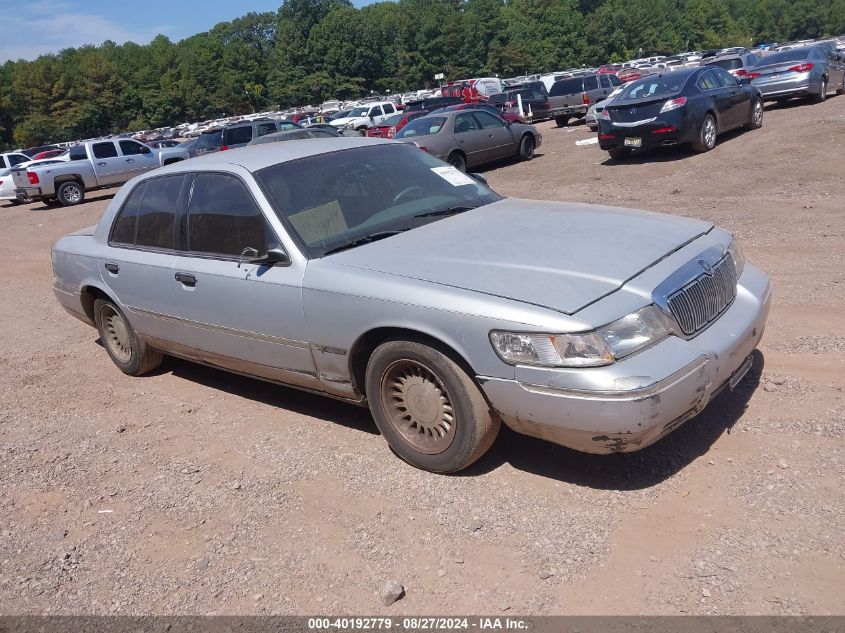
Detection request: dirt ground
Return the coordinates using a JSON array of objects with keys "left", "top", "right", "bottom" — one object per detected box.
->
[{"left": 1, "top": 97, "right": 843, "bottom": 617}]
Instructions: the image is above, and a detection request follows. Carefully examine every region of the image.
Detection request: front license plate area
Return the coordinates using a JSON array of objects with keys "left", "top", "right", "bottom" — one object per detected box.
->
[
  {"left": 729, "top": 355, "right": 754, "bottom": 390},
  {"left": 624, "top": 137, "right": 642, "bottom": 148}
]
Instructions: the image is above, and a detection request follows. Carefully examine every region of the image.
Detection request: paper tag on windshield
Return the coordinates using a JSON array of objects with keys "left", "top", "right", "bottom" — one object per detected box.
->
[{"left": 431, "top": 166, "right": 477, "bottom": 187}]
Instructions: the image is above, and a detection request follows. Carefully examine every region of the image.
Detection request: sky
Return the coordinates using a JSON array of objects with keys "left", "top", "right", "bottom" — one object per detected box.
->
[{"left": 0, "top": 0, "right": 372, "bottom": 63}]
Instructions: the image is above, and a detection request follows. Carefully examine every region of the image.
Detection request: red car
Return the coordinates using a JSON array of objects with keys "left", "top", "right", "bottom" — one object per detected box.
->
[
  {"left": 31, "top": 148, "right": 66, "bottom": 160},
  {"left": 617, "top": 68, "right": 643, "bottom": 83},
  {"left": 366, "top": 111, "right": 429, "bottom": 139},
  {"left": 597, "top": 64, "right": 622, "bottom": 74}
]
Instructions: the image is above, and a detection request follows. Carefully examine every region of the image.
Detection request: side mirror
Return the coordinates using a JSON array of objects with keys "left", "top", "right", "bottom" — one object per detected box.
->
[
  {"left": 251, "top": 247, "right": 291, "bottom": 267},
  {"left": 469, "top": 172, "right": 488, "bottom": 186},
  {"left": 740, "top": 77, "right": 751, "bottom": 85},
  {"left": 141, "top": 145, "right": 152, "bottom": 154},
  {"left": 504, "top": 118, "right": 512, "bottom": 127}
]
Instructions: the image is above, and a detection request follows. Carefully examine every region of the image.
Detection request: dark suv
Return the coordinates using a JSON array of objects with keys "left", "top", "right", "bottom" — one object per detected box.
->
[
  {"left": 548, "top": 73, "right": 621, "bottom": 127},
  {"left": 405, "top": 96, "right": 463, "bottom": 112},
  {"left": 488, "top": 84, "right": 550, "bottom": 121},
  {"left": 195, "top": 119, "right": 300, "bottom": 156}
]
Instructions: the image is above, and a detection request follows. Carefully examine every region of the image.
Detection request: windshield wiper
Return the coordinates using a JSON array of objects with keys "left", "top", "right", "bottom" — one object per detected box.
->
[
  {"left": 413, "top": 205, "right": 480, "bottom": 218},
  {"left": 323, "top": 230, "right": 407, "bottom": 256}
]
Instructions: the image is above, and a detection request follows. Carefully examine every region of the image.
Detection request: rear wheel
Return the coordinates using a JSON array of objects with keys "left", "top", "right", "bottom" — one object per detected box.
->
[
  {"left": 56, "top": 181, "right": 84, "bottom": 206},
  {"left": 554, "top": 115, "right": 570, "bottom": 128},
  {"left": 749, "top": 98, "right": 764, "bottom": 129},
  {"left": 365, "top": 340, "right": 500, "bottom": 473},
  {"left": 838, "top": 75, "right": 845, "bottom": 95},
  {"left": 691, "top": 114, "right": 717, "bottom": 152},
  {"left": 519, "top": 134, "right": 535, "bottom": 161},
  {"left": 813, "top": 76, "right": 827, "bottom": 103},
  {"left": 447, "top": 151, "right": 467, "bottom": 172},
  {"left": 94, "top": 299, "right": 163, "bottom": 376},
  {"left": 607, "top": 147, "right": 631, "bottom": 160}
]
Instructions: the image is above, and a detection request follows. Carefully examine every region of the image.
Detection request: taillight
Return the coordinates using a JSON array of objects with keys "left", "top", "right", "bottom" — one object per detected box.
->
[
  {"left": 220, "top": 145, "right": 229, "bottom": 151},
  {"left": 582, "top": 92, "right": 590, "bottom": 105},
  {"left": 388, "top": 126, "right": 397, "bottom": 138},
  {"left": 27, "top": 172, "right": 39, "bottom": 185},
  {"left": 746, "top": 72, "right": 761, "bottom": 79},
  {"left": 598, "top": 133, "right": 615, "bottom": 140},
  {"left": 545, "top": 100, "right": 550, "bottom": 110},
  {"left": 735, "top": 69, "right": 748, "bottom": 76},
  {"left": 598, "top": 109, "right": 610, "bottom": 120},
  {"left": 788, "top": 63, "right": 813, "bottom": 73},
  {"left": 659, "top": 96, "right": 687, "bottom": 113}
]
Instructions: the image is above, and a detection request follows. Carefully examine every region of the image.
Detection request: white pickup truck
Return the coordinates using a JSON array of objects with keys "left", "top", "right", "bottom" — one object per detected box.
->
[{"left": 12, "top": 138, "right": 188, "bottom": 206}]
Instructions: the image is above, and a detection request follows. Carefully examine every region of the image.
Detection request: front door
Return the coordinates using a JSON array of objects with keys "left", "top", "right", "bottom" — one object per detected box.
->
[
  {"left": 117, "top": 140, "right": 159, "bottom": 180},
  {"left": 169, "top": 172, "right": 318, "bottom": 388},
  {"left": 713, "top": 67, "right": 750, "bottom": 129},
  {"left": 472, "top": 110, "right": 515, "bottom": 162}
]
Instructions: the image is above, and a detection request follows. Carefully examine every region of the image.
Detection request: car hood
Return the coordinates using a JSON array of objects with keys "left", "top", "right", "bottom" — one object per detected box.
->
[
  {"left": 330, "top": 117, "right": 359, "bottom": 126},
  {"left": 326, "top": 198, "right": 712, "bottom": 314}
]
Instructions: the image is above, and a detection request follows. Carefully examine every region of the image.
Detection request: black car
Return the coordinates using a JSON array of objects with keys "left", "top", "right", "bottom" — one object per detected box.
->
[{"left": 597, "top": 67, "right": 764, "bottom": 160}]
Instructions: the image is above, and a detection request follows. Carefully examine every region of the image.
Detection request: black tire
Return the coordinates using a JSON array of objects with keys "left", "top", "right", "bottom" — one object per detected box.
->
[
  {"left": 56, "top": 180, "right": 84, "bottom": 206},
  {"left": 838, "top": 75, "right": 845, "bottom": 95},
  {"left": 365, "top": 340, "right": 500, "bottom": 474},
  {"left": 447, "top": 151, "right": 467, "bottom": 172},
  {"left": 588, "top": 125, "right": 598, "bottom": 132},
  {"left": 356, "top": 126, "right": 368, "bottom": 134},
  {"left": 691, "top": 113, "right": 717, "bottom": 152},
  {"left": 163, "top": 158, "right": 182, "bottom": 166},
  {"left": 607, "top": 147, "right": 631, "bottom": 160},
  {"left": 43, "top": 197, "right": 61, "bottom": 207},
  {"left": 554, "top": 115, "right": 570, "bottom": 128},
  {"left": 749, "top": 98, "right": 764, "bottom": 129},
  {"left": 519, "top": 134, "right": 535, "bottom": 161},
  {"left": 94, "top": 298, "right": 163, "bottom": 376},
  {"left": 813, "top": 76, "right": 827, "bottom": 103}
]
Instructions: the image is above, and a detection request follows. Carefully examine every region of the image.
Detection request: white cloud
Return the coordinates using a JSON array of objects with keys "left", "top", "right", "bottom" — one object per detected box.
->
[{"left": 0, "top": 1, "right": 171, "bottom": 62}]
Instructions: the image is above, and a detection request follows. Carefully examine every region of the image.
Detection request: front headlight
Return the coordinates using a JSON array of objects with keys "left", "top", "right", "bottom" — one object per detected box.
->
[
  {"left": 490, "top": 306, "right": 671, "bottom": 368},
  {"left": 727, "top": 238, "right": 745, "bottom": 278}
]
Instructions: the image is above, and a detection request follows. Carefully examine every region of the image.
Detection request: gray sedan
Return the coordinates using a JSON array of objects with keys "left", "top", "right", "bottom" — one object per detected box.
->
[
  {"left": 752, "top": 45, "right": 845, "bottom": 101},
  {"left": 393, "top": 109, "right": 541, "bottom": 172},
  {"left": 51, "top": 138, "right": 770, "bottom": 473}
]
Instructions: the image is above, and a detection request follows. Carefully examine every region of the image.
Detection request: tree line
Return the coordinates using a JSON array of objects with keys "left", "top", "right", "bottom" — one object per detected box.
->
[{"left": 1, "top": 0, "right": 843, "bottom": 149}]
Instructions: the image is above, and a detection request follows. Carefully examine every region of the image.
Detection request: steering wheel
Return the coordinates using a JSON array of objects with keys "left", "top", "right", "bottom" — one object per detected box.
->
[{"left": 392, "top": 185, "right": 426, "bottom": 205}]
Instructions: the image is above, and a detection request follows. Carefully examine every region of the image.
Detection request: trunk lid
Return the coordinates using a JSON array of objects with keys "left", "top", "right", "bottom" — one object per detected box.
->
[
  {"left": 606, "top": 96, "right": 669, "bottom": 123},
  {"left": 326, "top": 198, "right": 712, "bottom": 314}
]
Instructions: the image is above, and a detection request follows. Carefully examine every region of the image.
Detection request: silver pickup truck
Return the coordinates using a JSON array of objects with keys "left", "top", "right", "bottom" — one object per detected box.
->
[{"left": 13, "top": 138, "right": 188, "bottom": 206}]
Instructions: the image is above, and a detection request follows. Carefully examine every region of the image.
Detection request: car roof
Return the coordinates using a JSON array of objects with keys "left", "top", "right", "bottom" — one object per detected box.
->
[{"left": 162, "top": 137, "right": 391, "bottom": 173}]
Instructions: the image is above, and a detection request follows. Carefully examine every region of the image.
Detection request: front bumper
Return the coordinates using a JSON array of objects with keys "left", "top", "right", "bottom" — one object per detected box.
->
[{"left": 479, "top": 264, "right": 772, "bottom": 454}]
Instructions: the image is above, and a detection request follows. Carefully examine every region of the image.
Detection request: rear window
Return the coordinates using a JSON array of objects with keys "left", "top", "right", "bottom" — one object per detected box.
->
[
  {"left": 619, "top": 75, "right": 686, "bottom": 100},
  {"left": 549, "top": 78, "right": 585, "bottom": 97},
  {"left": 197, "top": 130, "right": 223, "bottom": 150},
  {"left": 762, "top": 48, "right": 813, "bottom": 64},
  {"left": 708, "top": 58, "right": 743, "bottom": 70},
  {"left": 393, "top": 117, "right": 447, "bottom": 139}
]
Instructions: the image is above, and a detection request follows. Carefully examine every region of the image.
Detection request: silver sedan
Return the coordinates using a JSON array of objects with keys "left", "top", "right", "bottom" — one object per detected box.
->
[
  {"left": 51, "top": 138, "right": 770, "bottom": 473},
  {"left": 393, "top": 109, "right": 541, "bottom": 172},
  {"left": 752, "top": 45, "right": 845, "bottom": 101}
]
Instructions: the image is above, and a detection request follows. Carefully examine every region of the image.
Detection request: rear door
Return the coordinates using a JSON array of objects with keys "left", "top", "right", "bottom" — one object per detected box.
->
[
  {"left": 452, "top": 112, "right": 488, "bottom": 166},
  {"left": 169, "top": 172, "right": 317, "bottom": 386},
  {"left": 91, "top": 141, "right": 125, "bottom": 186},
  {"left": 118, "top": 140, "right": 159, "bottom": 179}
]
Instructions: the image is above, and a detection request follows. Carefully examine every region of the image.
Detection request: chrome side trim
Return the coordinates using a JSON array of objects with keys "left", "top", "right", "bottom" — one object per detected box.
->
[
  {"left": 127, "top": 305, "right": 310, "bottom": 349},
  {"left": 610, "top": 117, "right": 657, "bottom": 127},
  {"left": 311, "top": 344, "right": 348, "bottom": 356},
  {"left": 501, "top": 355, "right": 709, "bottom": 402}
]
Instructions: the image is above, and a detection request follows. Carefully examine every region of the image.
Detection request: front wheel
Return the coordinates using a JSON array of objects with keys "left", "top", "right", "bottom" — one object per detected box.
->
[
  {"left": 365, "top": 340, "right": 500, "bottom": 473},
  {"left": 813, "top": 76, "right": 827, "bottom": 103},
  {"left": 749, "top": 98, "right": 764, "bottom": 129},
  {"left": 554, "top": 115, "right": 570, "bottom": 128},
  {"left": 607, "top": 147, "right": 631, "bottom": 160},
  {"left": 447, "top": 151, "right": 467, "bottom": 172},
  {"left": 94, "top": 299, "right": 163, "bottom": 376},
  {"left": 57, "top": 181, "right": 84, "bottom": 206},
  {"left": 519, "top": 134, "right": 535, "bottom": 161},
  {"left": 691, "top": 114, "right": 717, "bottom": 152}
]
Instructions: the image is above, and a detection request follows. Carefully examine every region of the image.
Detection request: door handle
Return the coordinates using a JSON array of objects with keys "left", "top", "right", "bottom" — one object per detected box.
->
[
  {"left": 175, "top": 272, "right": 197, "bottom": 286},
  {"left": 104, "top": 262, "right": 119, "bottom": 274},
  {"left": 125, "top": 158, "right": 134, "bottom": 163},
  {"left": 96, "top": 162, "right": 107, "bottom": 166},
  {"left": 457, "top": 138, "right": 464, "bottom": 143}
]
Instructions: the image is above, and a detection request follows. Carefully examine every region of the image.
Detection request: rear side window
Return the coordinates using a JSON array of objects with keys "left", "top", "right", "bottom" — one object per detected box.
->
[
  {"left": 93, "top": 142, "right": 118, "bottom": 159},
  {"left": 697, "top": 70, "right": 720, "bottom": 91},
  {"left": 256, "top": 122, "right": 277, "bottom": 137},
  {"left": 709, "top": 58, "right": 743, "bottom": 71},
  {"left": 69, "top": 146, "right": 87, "bottom": 161},
  {"left": 549, "top": 78, "right": 585, "bottom": 97},
  {"left": 224, "top": 126, "right": 253, "bottom": 145},
  {"left": 187, "top": 173, "right": 271, "bottom": 257},
  {"left": 599, "top": 75, "right": 612, "bottom": 88},
  {"left": 197, "top": 130, "right": 223, "bottom": 150},
  {"left": 110, "top": 175, "right": 185, "bottom": 249},
  {"left": 584, "top": 75, "right": 599, "bottom": 90},
  {"left": 9, "top": 154, "right": 29, "bottom": 166}
]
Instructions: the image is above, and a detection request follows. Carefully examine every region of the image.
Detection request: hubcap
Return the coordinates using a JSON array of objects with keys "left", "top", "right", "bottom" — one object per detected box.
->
[
  {"left": 754, "top": 102, "right": 763, "bottom": 126},
  {"left": 64, "top": 185, "right": 81, "bottom": 203},
  {"left": 704, "top": 118, "right": 716, "bottom": 148},
  {"left": 101, "top": 305, "right": 132, "bottom": 363},
  {"left": 380, "top": 359, "right": 456, "bottom": 454}
]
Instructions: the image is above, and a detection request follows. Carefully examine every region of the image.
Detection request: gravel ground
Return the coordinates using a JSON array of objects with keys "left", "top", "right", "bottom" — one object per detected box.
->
[{"left": 0, "top": 96, "right": 843, "bottom": 616}]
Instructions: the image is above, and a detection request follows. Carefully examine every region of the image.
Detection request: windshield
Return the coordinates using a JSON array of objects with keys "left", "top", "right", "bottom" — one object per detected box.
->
[
  {"left": 254, "top": 144, "right": 501, "bottom": 258},
  {"left": 762, "top": 48, "right": 813, "bottom": 64},
  {"left": 393, "top": 117, "right": 447, "bottom": 139},
  {"left": 618, "top": 75, "right": 687, "bottom": 100},
  {"left": 347, "top": 107, "right": 369, "bottom": 117}
]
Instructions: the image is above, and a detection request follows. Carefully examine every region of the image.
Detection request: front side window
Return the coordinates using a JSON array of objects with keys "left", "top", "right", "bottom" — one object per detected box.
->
[
  {"left": 600, "top": 75, "right": 612, "bottom": 88},
  {"left": 187, "top": 173, "right": 272, "bottom": 257},
  {"left": 119, "top": 140, "right": 146, "bottom": 155},
  {"left": 454, "top": 113, "right": 480, "bottom": 133},
  {"left": 369, "top": 106, "right": 383, "bottom": 117},
  {"left": 714, "top": 67, "right": 739, "bottom": 88},
  {"left": 383, "top": 103, "right": 395, "bottom": 114},
  {"left": 474, "top": 111, "right": 505, "bottom": 129},
  {"left": 93, "top": 142, "right": 118, "bottom": 159},
  {"left": 254, "top": 144, "right": 501, "bottom": 258}
]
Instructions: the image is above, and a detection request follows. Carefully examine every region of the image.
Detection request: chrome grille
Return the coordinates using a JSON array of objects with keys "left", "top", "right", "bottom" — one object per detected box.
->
[{"left": 667, "top": 254, "right": 737, "bottom": 336}]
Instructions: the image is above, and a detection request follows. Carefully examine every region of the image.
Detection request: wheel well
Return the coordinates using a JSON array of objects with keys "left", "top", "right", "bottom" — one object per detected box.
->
[
  {"left": 349, "top": 327, "right": 477, "bottom": 398},
  {"left": 54, "top": 175, "right": 83, "bottom": 186},
  {"left": 163, "top": 158, "right": 182, "bottom": 166},
  {"left": 80, "top": 285, "right": 112, "bottom": 323},
  {"left": 447, "top": 149, "right": 466, "bottom": 162},
  {"left": 521, "top": 131, "right": 535, "bottom": 144}
]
